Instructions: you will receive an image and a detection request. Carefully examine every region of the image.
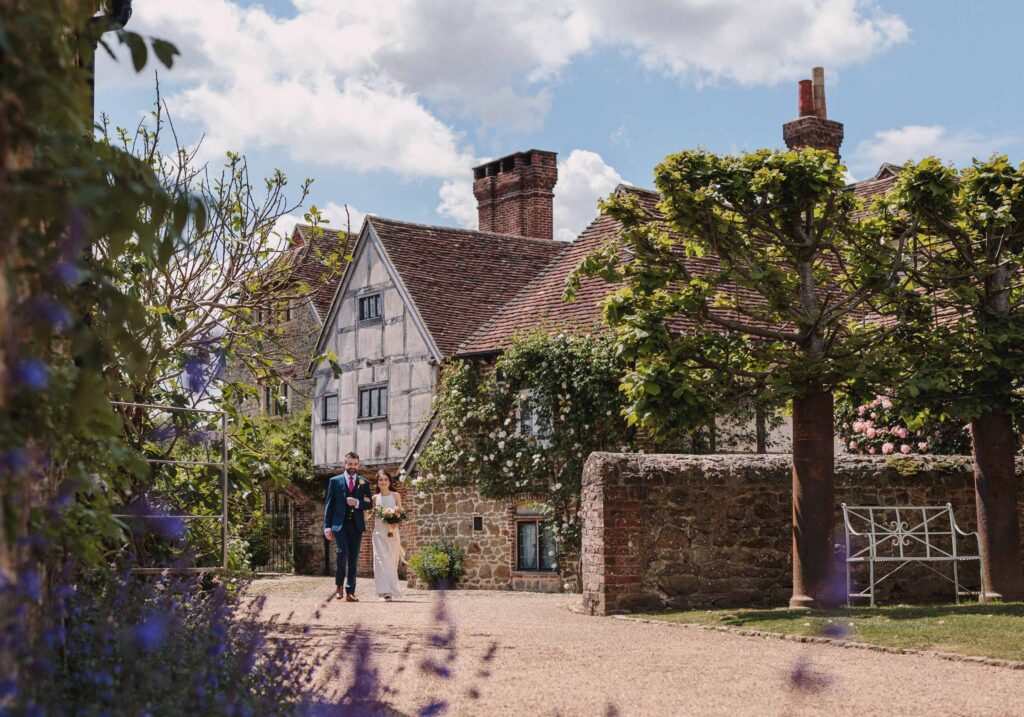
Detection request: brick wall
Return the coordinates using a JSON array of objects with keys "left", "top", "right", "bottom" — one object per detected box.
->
[
  {"left": 472, "top": 150, "right": 557, "bottom": 240},
  {"left": 581, "top": 453, "right": 1024, "bottom": 615}
]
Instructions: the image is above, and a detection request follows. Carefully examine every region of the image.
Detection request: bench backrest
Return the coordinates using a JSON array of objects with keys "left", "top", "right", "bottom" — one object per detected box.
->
[{"left": 841, "top": 504, "right": 977, "bottom": 561}]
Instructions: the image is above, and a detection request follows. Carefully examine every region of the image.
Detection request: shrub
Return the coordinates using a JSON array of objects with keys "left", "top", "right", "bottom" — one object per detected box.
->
[
  {"left": 3, "top": 562, "right": 318, "bottom": 715},
  {"left": 409, "top": 539, "right": 466, "bottom": 588},
  {"left": 836, "top": 394, "right": 971, "bottom": 456}
]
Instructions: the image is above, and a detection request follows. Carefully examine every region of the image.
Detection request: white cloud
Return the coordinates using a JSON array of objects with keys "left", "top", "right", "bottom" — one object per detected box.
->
[
  {"left": 553, "top": 150, "right": 626, "bottom": 242},
  {"left": 585, "top": 0, "right": 908, "bottom": 86},
  {"left": 99, "top": 0, "right": 907, "bottom": 219},
  {"left": 851, "top": 124, "right": 1018, "bottom": 175},
  {"left": 436, "top": 177, "right": 479, "bottom": 228},
  {"left": 437, "top": 149, "right": 625, "bottom": 243}
]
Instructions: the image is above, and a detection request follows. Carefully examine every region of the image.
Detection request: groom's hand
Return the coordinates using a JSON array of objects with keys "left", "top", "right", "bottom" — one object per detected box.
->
[
  {"left": 346, "top": 497, "right": 358, "bottom": 507},
  {"left": 324, "top": 528, "right": 333, "bottom": 541}
]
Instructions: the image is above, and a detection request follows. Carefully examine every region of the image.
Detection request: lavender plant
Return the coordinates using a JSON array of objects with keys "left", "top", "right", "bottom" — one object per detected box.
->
[{"left": 2, "top": 561, "right": 319, "bottom": 716}]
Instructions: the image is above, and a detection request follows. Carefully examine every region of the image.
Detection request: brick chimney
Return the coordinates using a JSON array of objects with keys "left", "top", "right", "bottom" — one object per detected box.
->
[
  {"left": 472, "top": 149, "right": 557, "bottom": 240},
  {"left": 783, "top": 67, "right": 844, "bottom": 156}
]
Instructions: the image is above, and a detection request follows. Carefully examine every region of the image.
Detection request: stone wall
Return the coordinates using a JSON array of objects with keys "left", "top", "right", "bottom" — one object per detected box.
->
[
  {"left": 405, "top": 485, "right": 563, "bottom": 592},
  {"left": 581, "top": 453, "right": 1024, "bottom": 615}
]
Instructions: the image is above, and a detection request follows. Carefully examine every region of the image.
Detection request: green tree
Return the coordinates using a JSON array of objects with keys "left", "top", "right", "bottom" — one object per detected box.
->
[
  {"left": 0, "top": 0, "right": 189, "bottom": 576},
  {"left": 882, "top": 156, "right": 1024, "bottom": 600},
  {"left": 572, "top": 148, "right": 905, "bottom": 608}
]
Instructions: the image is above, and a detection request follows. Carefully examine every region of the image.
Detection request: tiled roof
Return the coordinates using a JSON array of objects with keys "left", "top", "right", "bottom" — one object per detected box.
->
[
  {"left": 368, "top": 217, "right": 566, "bottom": 357},
  {"left": 848, "top": 168, "right": 900, "bottom": 219},
  {"left": 458, "top": 167, "right": 901, "bottom": 356},
  {"left": 457, "top": 185, "right": 657, "bottom": 355},
  {"left": 289, "top": 224, "right": 354, "bottom": 321}
]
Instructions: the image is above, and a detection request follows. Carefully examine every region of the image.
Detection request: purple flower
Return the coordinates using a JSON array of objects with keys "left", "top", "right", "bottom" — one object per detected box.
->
[
  {"left": 789, "top": 655, "right": 833, "bottom": 692},
  {"left": 183, "top": 355, "right": 207, "bottom": 394},
  {"left": 30, "top": 298, "right": 73, "bottom": 331},
  {"left": 820, "top": 620, "right": 849, "bottom": 639},
  {"left": 134, "top": 614, "right": 168, "bottom": 650},
  {"left": 18, "top": 569, "right": 41, "bottom": 601},
  {"left": 0, "top": 448, "right": 27, "bottom": 475},
  {"left": 52, "top": 262, "right": 83, "bottom": 287},
  {"left": 13, "top": 359, "right": 48, "bottom": 391},
  {"left": 418, "top": 700, "right": 448, "bottom": 716}
]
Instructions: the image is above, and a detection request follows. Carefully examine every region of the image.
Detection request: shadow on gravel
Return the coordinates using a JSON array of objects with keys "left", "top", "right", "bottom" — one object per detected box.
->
[{"left": 271, "top": 588, "right": 518, "bottom": 716}]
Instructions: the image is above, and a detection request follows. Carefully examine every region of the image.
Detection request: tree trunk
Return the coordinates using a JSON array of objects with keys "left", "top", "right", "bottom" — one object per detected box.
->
[
  {"left": 755, "top": 403, "right": 767, "bottom": 454},
  {"left": 789, "top": 387, "right": 837, "bottom": 609},
  {"left": 971, "top": 409, "right": 1023, "bottom": 601}
]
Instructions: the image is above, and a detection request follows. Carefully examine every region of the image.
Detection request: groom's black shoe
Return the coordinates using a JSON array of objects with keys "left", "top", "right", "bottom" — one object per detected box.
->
[
  {"left": 345, "top": 593, "right": 359, "bottom": 602},
  {"left": 335, "top": 587, "right": 345, "bottom": 600}
]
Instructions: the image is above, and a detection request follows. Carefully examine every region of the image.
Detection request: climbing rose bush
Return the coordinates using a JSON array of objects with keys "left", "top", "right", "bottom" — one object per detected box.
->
[
  {"left": 417, "top": 331, "right": 636, "bottom": 587},
  {"left": 835, "top": 394, "right": 971, "bottom": 456}
]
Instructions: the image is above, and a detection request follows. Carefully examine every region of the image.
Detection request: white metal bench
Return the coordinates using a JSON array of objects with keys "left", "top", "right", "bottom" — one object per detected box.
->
[{"left": 841, "top": 503, "right": 984, "bottom": 607}]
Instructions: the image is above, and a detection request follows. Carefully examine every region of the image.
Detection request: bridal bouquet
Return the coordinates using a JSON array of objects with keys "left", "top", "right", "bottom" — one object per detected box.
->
[{"left": 375, "top": 505, "right": 408, "bottom": 537}]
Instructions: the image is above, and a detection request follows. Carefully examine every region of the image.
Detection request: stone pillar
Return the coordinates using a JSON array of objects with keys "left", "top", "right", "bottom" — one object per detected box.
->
[{"left": 581, "top": 453, "right": 647, "bottom": 615}]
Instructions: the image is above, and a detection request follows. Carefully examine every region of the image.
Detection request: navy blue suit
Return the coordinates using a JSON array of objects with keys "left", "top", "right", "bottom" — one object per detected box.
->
[{"left": 324, "top": 472, "right": 373, "bottom": 593}]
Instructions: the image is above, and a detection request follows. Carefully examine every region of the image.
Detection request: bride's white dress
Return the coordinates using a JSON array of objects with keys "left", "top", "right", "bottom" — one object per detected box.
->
[{"left": 372, "top": 493, "right": 405, "bottom": 598}]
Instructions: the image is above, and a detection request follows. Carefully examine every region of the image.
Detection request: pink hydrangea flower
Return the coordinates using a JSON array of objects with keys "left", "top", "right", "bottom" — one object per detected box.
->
[
  {"left": 868, "top": 447, "right": 876, "bottom": 454},
  {"left": 866, "top": 427, "right": 877, "bottom": 439},
  {"left": 871, "top": 412, "right": 877, "bottom": 419},
  {"left": 852, "top": 420, "right": 864, "bottom": 433},
  {"left": 896, "top": 427, "right": 909, "bottom": 439},
  {"left": 918, "top": 442, "right": 928, "bottom": 450},
  {"left": 858, "top": 406, "right": 867, "bottom": 416},
  {"left": 849, "top": 441, "right": 858, "bottom": 450},
  {"left": 900, "top": 444, "right": 911, "bottom": 454},
  {"left": 882, "top": 442, "right": 895, "bottom": 455}
]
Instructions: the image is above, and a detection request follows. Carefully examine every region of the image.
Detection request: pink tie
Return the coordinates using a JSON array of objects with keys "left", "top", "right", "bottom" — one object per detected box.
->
[{"left": 348, "top": 476, "right": 354, "bottom": 493}]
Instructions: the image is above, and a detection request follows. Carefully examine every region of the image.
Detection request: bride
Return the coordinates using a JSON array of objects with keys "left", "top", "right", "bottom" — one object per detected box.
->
[{"left": 371, "top": 469, "right": 405, "bottom": 601}]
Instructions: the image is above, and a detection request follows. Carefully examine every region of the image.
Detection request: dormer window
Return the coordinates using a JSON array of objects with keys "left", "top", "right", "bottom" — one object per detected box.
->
[{"left": 359, "top": 294, "right": 382, "bottom": 322}]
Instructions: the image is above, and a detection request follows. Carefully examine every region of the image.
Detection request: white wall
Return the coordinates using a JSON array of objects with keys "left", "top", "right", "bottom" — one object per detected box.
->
[{"left": 312, "top": 235, "right": 437, "bottom": 470}]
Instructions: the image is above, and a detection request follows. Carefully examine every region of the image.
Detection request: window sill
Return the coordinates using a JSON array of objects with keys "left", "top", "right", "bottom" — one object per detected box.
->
[
  {"left": 511, "top": 570, "right": 559, "bottom": 577},
  {"left": 356, "top": 416, "right": 387, "bottom": 423},
  {"left": 321, "top": 420, "right": 339, "bottom": 426},
  {"left": 358, "top": 318, "right": 383, "bottom": 326}
]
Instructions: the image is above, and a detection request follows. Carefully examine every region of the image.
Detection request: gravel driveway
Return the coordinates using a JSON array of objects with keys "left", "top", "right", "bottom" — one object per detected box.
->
[{"left": 249, "top": 576, "right": 1024, "bottom": 717}]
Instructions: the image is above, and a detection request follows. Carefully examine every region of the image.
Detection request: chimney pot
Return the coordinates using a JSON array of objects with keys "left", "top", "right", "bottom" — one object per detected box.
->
[
  {"left": 812, "top": 66, "right": 827, "bottom": 119},
  {"left": 798, "top": 79, "right": 814, "bottom": 117},
  {"left": 783, "top": 67, "right": 843, "bottom": 156}
]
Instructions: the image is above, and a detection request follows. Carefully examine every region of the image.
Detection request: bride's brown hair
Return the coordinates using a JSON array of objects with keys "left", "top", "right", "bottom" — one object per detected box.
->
[{"left": 375, "top": 469, "right": 398, "bottom": 491}]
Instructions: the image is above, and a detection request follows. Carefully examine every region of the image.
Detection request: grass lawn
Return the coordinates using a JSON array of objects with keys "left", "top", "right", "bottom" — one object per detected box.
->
[{"left": 634, "top": 603, "right": 1024, "bottom": 662}]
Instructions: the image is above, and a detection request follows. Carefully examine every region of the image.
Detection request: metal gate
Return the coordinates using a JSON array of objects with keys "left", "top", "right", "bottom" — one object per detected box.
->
[{"left": 251, "top": 489, "right": 295, "bottom": 573}]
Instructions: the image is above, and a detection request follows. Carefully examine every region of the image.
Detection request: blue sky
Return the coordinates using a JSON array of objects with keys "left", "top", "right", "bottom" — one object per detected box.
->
[{"left": 96, "top": 0, "right": 1024, "bottom": 241}]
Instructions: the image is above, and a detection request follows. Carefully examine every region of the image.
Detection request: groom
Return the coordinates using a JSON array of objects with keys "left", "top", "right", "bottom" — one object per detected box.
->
[{"left": 324, "top": 451, "right": 373, "bottom": 601}]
